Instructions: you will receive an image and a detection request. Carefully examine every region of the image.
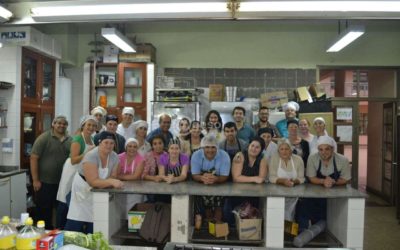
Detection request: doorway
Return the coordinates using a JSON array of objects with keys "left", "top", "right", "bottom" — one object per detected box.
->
[{"left": 319, "top": 67, "right": 398, "bottom": 205}]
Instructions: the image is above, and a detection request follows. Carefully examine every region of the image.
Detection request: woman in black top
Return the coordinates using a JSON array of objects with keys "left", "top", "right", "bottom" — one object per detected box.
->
[{"left": 287, "top": 119, "right": 310, "bottom": 167}]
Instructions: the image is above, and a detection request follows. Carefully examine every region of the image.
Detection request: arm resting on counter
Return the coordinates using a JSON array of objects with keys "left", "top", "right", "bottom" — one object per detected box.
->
[
  {"left": 84, "top": 162, "right": 122, "bottom": 189},
  {"left": 117, "top": 161, "right": 144, "bottom": 181}
]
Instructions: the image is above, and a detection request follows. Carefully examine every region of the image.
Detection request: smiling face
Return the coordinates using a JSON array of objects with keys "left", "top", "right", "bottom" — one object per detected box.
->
[
  {"left": 179, "top": 119, "right": 190, "bottom": 133},
  {"left": 126, "top": 142, "right": 139, "bottom": 156},
  {"left": 204, "top": 146, "right": 217, "bottom": 160},
  {"left": 233, "top": 109, "right": 245, "bottom": 123},
  {"left": 287, "top": 123, "right": 299, "bottom": 136},
  {"left": 151, "top": 137, "right": 164, "bottom": 154},
  {"left": 53, "top": 118, "right": 68, "bottom": 135},
  {"left": 190, "top": 122, "right": 202, "bottom": 137},
  {"left": 168, "top": 144, "right": 180, "bottom": 158},
  {"left": 224, "top": 126, "right": 237, "bottom": 141},
  {"left": 106, "top": 120, "right": 118, "bottom": 133},
  {"left": 318, "top": 144, "right": 334, "bottom": 161},
  {"left": 299, "top": 119, "right": 310, "bottom": 134},
  {"left": 313, "top": 120, "right": 326, "bottom": 135},
  {"left": 248, "top": 140, "right": 262, "bottom": 157},
  {"left": 122, "top": 113, "right": 133, "bottom": 125},
  {"left": 159, "top": 116, "right": 171, "bottom": 132},
  {"left": 285, "top": 108, "right": 297, "bottom": 119},
  {"left": 82, "top": 120, "right": 97, "bottom": 135},
  {"left": 136, "top": 126, "right": 148, "bottom": 138},
  {"left": 99, "top": 138, "right": 115, "bottom": 154},
  {"left": 278, "top": 143, "right": 292, "bottom": 160},
  {"left": 258, "top": 108, "right": 269, "bottom": 123},
  {"left": 260, "top": 132, "right": 272, "bottom": 145}
]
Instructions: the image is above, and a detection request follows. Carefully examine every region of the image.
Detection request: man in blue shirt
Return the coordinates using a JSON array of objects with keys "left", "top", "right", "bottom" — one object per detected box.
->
[
  {"left": 146, "top": 114, "right": 174, "bottom": 148},
  {"left": 232, "top": 106, "right": 256, "bottom": 143},
  {"left": 191, "top": 135, "right": 231, "bottom": 222},
  {"left": 276, "top": 101, "right": 299, "bottom": 138}
]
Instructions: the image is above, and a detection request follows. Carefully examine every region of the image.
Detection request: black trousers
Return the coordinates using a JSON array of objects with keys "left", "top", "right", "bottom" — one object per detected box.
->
[{"left": 35, "top": 182, "right": 58, "bottom": 229}]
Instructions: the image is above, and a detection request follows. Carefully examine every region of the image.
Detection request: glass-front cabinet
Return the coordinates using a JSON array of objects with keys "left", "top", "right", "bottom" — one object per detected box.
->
[
  {"left": 20, "top": 48, "right": 55, "bottom": 169},
  {"left": 91, "top": 62, "right": 147, "bottom": 120}
]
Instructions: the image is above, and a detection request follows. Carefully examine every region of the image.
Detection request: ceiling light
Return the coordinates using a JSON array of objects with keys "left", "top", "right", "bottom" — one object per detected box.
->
[
  {"left": 0, "top": 5, "right": 13, "bottom": 22},
  {"left": 31, "top": 2, "right": 229, "bottom": 21},
  {"left": 327, "top": 25, "right": 365, "bottom": 52},
  {"left": 101, "top": 28, "right": 136, "bottom": 53}
]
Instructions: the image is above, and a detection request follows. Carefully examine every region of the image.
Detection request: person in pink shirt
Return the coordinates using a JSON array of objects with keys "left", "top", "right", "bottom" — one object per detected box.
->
[{"left": 117, "top": 138, "right": 144, "bottom": 180}]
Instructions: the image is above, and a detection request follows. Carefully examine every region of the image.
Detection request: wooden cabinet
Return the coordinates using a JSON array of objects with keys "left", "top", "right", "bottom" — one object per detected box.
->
[
  {"left": 90, "top": 62, "right": 147, "bottom": 120},
  {"left": 20, "top": 48, "right": 55, "bottom": 169}
]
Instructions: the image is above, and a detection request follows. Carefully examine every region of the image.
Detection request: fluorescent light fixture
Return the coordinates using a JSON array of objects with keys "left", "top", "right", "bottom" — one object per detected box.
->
[
  {"left": 327, "top": 25, "right": 365, "bottom": 52},
  {"left": 31, "top": 2, "right": 229, "bottom": 21},
  {"left": 101, "top": 28, "right": 136, "bottom": 53},
  {"left": 240, "top": 1, "right": 400, "bottom": 12},
  {"left": 0, "top": 5, "right": 13, "bottom": 22}
]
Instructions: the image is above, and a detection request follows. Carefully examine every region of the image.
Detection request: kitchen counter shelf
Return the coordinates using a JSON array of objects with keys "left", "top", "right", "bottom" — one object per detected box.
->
[
  {"left": 284, "top": 231, "right": 343, "bottom": 248},
  {"left": 191, "top": 227, "right": 264, "bottom": 246}
]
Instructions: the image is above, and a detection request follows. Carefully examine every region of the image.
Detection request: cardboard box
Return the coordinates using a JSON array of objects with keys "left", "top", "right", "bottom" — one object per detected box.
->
[
  {"left": 128, "top": 203, "right": 154, "bottom": 232},
  {"left": 209, "top": 84, "right": 225, "bottom": 102},
  {"left": 119, "top": 43, "right": 157, "bottom": 63},
  {"left": 208, "top": 221, "right": 229, "bottom": 238},
  {"left": 36, "top": 231, "right": 64, "bottom": 250},
  {"left": 295, "top": 86, "right": 313, "bottom": 103},
  {"left": 309, "top": 83, "right": 326, "bottom": 98},
  {"left": 234, "top": 213, "right": 262, "bottom": 240},
  {"left": 260, "top": 90, "right": 288, "bottom": 109},
  {"left": 284, "top": 220, "right": 299, "bottom": 236}
]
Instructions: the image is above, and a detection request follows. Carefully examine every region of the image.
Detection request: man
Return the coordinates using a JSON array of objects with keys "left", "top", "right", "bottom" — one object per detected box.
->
[
  {"left": 296, "top": 135, "right": 351, "bottom": 232},
  {"left": 276, "top": 101, "right": 299, "bottom": 138},
  {"left": 116, "top": 107, "right": 135, "bottom": 140},
  {"left": 218, "top": 122, "right": 248, "bottom": 162},
  {"left": 30, "top": 115, "right": 72, "bottom": 229},
  {"left": 232, "top": 106, "right": 256, "bottom": 143},
  {"left": 252, "top": 106, "right": 281, "bottom": 138},
  {"left": 146, "top": 114, "right": 174, "bottom": 147},
  {"left": 94, "top": 114, "right": 125, "bottom": 154},
  {"left": 191, "top": 135, "right": 231, "bottom": 222}
]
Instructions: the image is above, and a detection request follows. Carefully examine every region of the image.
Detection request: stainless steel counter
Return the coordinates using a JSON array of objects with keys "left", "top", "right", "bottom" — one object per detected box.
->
[{"left": 92, "top": 181, "right": 366, "bottom": 199}]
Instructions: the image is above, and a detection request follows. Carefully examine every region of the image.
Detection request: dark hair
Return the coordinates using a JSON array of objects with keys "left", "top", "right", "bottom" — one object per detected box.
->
[
  {"left": 259, "top": 106, "right": 269, "bottom": 112},
  {"left": 105, "top": 115, "right": 118, "bottom": 123},
  {"left": 179, "top": 117, "right": 190, "bottom": 126},
  {"left": 204, "top": 110, "right": 223, "bottom": 132},
  {"left": 98, "top": 131, "right": 116, "bottom": 144},
  {"left": 232, "top": 106, "right": 246, "bottom": 116},
  {"left": 286, "top": 119, "right": 299, "bottom": 128},
  {"left": 249, "top": 137, "right": 266, "bottom": 156},
  {"left": 223, "top": 121, "right": 237, "bottom": 131},
  {"left": 158, "top": 114, "right": 171, "bottom": 124},
  {"left": 149, "top": 135, "right": 165, "bottom": 148},
  {"left": 258, "top": 127, "right": 274, "bottom": 138},
  {"left": 184, "top": 120, "right": 204, "bottom": 141}
]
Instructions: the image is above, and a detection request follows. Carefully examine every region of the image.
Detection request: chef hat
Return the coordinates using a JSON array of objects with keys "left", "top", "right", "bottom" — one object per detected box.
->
[
  {"left": 79, "top": 115, "right": 97, "bottom": 128},
  {"left": 317, "top": 135, "right": 335, "bottom": 148},
  {"left": 125, "top": 138, "right": 139, "bottom": 148},
  {"left": 133, "top": 120, "right": 148, "bottom": 131},
  {"left": 122, "top": 107, "right": 135, "bottom": 116},
  {"left": 91, "top": 106, "right": 107, "bottom": 116},
  {"left": 313, "top": 117, "right": 326, "bottom": 124},
  {"left": 98, "top": 131, "right": 116, "bottom": 143},
  {"left": 200, "top": 134, "right": 218, "bottom": 148},
  {"left": 283, "top": 101, "right": 300, "bottom": 112}
]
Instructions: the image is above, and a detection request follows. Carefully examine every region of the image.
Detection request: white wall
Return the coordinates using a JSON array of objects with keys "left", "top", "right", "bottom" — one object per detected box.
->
[{"left": 0, "top": 46, "right": 22, "bottom": 166}]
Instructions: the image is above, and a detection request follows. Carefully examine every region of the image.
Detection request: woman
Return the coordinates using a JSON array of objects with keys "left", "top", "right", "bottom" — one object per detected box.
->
[
  {"left": 143, "top": 135, "right": 167, "bottom": 182},
  {"left": 287, "top": 120, "right": 310, "bottom": 166},
  {"left": 309, "top": 117, "right": 337, "bottom": 154},
  {"left": 158, "top": 138, "right": 189, "bottom": 184},
  {"left": 203, "top": 110, "right": 224, "bottom": 143},
  {"left": 90, "top": 106, "right": 107, "bottom": 133},
  {"left": 299, "top": 118, "right": 314, "bottom": 143},
  {"left": 232, "top": 138, "right": 268, "bottom": 184},
  {"left": 65, "top": 131, "right": 123, "bottom": 233},
  {"left": 132, "top": 120, "right": 151, "bottom": 156},
  {"left": 182, "top": 120, "right": 204, "bottom": 157},
  {"left": 269, "top": 140, "right": 304, "bottom": 221},
  {"left": 118, "top": 138, "right": 145, "bottom": 214},
  {"left": 177, "top": 117, "right": 190, "bottom": 141},
  {"left": 258, "top": 127, "right": 278, "bottom": 163},
  {"left": 56, "top": 115, "right": 97, "bottom": 229}
]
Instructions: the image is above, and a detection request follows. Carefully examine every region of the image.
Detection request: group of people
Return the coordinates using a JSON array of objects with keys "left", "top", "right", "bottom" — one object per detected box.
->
[{"left": 30, "top": 101, "right": 350, "bottom": 234}]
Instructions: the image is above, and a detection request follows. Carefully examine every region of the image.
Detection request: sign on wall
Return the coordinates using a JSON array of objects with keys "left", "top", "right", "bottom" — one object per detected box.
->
[{"left": 336, "top": 107, "right": 352, "bottom": 121}]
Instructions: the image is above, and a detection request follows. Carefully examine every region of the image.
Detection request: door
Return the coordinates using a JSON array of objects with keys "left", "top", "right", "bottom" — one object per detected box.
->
[
  {"left": 382, "top": 103, "right": 396, "bottom": 204},
  {"left": 331, "top": 100, "right": 359, "bottom": 188}
]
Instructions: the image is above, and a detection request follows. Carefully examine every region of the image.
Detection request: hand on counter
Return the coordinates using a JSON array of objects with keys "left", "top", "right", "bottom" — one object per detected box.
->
[
  {"left": 323, "top": 177, "right": 336, "bottom": 188},
  {"left": 109, "top": 178, "right": 124, "bottom": 188}
]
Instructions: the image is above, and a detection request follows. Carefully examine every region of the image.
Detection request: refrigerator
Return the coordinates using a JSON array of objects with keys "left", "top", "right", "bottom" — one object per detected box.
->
[{"left": 150, "top": 101, "right": 201, "bottom": 136}]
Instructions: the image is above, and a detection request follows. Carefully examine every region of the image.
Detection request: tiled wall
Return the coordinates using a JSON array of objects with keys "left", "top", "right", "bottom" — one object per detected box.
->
[
  {"left": 164, "top": 68, "right": 316, "bottom": 99},
  {"left": 0, "top": 46, "right": 22, "bottom": 166}
]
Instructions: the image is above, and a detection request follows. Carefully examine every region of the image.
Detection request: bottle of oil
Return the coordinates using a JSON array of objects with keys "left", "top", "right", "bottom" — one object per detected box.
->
[
  {"left": 0, "top": 216, "right": 17, "bottom": 250},
  {"left": 16, "top": 217, "right": 40, "bottom": 250}
]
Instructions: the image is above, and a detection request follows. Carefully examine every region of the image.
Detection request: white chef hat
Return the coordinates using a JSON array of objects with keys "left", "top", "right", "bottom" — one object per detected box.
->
[
  {"left": 313, "top": 117, "right": 326, "bottom": 124},
  {"left": 200, "top": 134, "right": 218, "bottom": 148},
  {"left": 283, "top": 101, "right": 300, "bottom": 111},
  {"left": 122, "top": 107, "right": 135, "bottom": 116},
  {"left": 125, "top": 138, "right": 139, "bottom": 149},
  {"left": 317, "top": 135, "right": 335, "bottom": 148},
  {"left": 90, "top": 106, "right": 107, "bottom": 116},
  {"left": 133, "top": 120, "right": 148, "bottom": 131},
  {"left": 79, "top": 115, "right": 97, "bottom": 128}
]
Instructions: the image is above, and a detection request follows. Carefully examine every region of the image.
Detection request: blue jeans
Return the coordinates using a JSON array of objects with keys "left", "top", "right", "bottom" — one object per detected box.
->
[{"left": 64, "top": 219, "right": 93, "bottom": 234}]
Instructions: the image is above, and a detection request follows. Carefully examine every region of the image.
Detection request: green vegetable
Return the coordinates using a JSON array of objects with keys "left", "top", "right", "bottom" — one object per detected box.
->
[{"left": 63, "top": 231, "right": 112, "bottom": 250}]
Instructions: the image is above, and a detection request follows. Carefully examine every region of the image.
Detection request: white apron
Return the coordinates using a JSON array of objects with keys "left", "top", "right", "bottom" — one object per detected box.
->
[
  {"left": 277, "top": 158, "right": 299, "bottom": 221},
  {"left": 67, "top": 155, "right": 109, "bottom": 222},
  {"left": 56, "top": 134, "right": 93, "bottom": 203}
]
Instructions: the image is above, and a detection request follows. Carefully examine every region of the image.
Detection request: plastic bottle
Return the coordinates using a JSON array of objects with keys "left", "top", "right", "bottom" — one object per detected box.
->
[
  {"left": 36, "top": 221, "right": 45, "bottom": 236},
  {"left": 0, "top": 216, "right": 17, "bottom": 250},
  {"left": 16, "top": 217, "right": 40, "bottom": 250}
]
